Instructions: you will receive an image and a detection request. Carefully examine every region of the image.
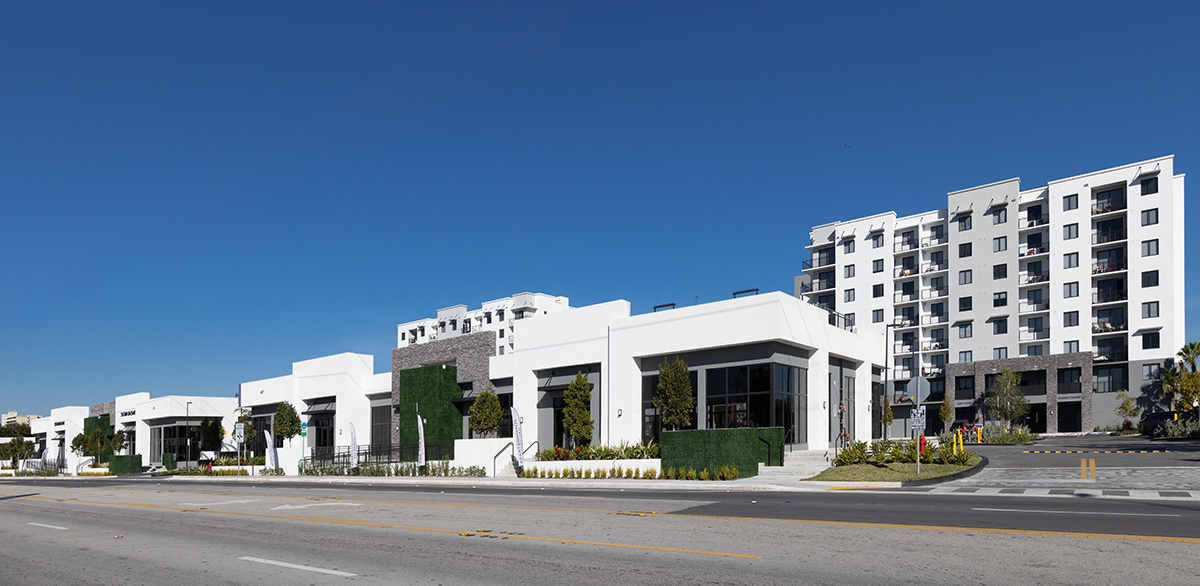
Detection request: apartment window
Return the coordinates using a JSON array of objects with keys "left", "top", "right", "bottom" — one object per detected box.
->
[
  {"left": 439, "top": 322, "right": 446, "bottom": 333},
  {"left": 845, "top": 265, "right": 855, "bottom": 279},
  {"left": 1064, "top": 252, "right": 1078, "bottom": 269},
  {"left": 485, "top": 313, "right": 492, "bottom": 324},
  {"left": 1028, "top": 345, "right": 1044, "bottom": 356},
  {"left": 993, "top": 236, "right": 1007, "bottom": 252},
  {"left": 959, "top": 296, "right": 972, "bottom": 311},
  {"left": 498, "top": 346, "right": 505, "bottom": 355},
  {"left": 1143, "top": 364, "right": 1161, "bottom": 381},
  {"left": 1142, "top": 177, "right": 1158, "bottom": 195},
  {"left": 497, "top": 309, "right": 505, "bottom": 320},
  {"left": 1142, "top": 270, "right": 1159, "bottom": 287},
  {"left": 958, "top": 215, "right": 972, "bottom": 231},
  {"left": 845, "top": 313, "right": 855, "bottom": 327},
  {"left": 994, "top": 347, "right": 1008, "bottom": 360},
  {"left": 1063, "top": 311, "right": 1079, "bottom": 327},
  {"left": 843, "top": 239, "right": 855, "bottom": 254},
  {"left": 959, "top": 351, "right": 973, "bottom": 363},
  {"left": 1064, "top": 340, "right": 1079, "bottom": 353},
  {"left": 958, "top": 323, "right": 972, "bottom": 338},
  {"left": 1143, "top": 301, "right": 1159, "bottom": 318},
  {"left": 872, "top": 284, "right": 883, "bottom": 298},
  {"left": 993, "top": 292, "right": 1007, "bottom": 307},
  {"left": 993, "top": 318, "right": 1008, "bottom": 335},
  {"left": 873, "top": 259, "right": 884, "bottom": 273},
  {"left": 871, "top": 233, "right": 884, "bottom": 248},
  {"left": 1141, "top": 239, "right": 1159, "bottom": 257},
  {"left": 845, "top": 289, "right": 855, "bottom": 303},
  {"left": 959, "top": 270, "right": 972, "bottom": 285},
  {"left": 1064, "top": 282, "right": 1079, "bottom": 298},
  {"left": 1143, "top": 332, "right": 1160, "bottom": 350},
  {"left": 872, "top": 309, "right": 884, "bottom": 323},
  {"left": 1141, "top": 209, "right": 1158, "bottom": 226},
  {"left": 959, "top": 243, "right": 972, "bottom": 258},
  {"left": 993, "top": 264, "right": 1007, "bottom": 279},
  {"left": 1063, "top": 223, "right": 1078, "bottom": 240},
  {"left": 1063, "top": 194, "right": 1078, "bottom": 211},
  {"left": 992, "top": 208, "right": 1007, "bottom": 224},
  {"left": 450, "top": 320, "right": 457, "bottom": 331}
]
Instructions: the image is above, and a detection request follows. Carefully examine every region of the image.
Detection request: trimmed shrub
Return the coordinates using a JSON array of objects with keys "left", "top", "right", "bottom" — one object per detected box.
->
[{"left": 661, "top": 427, "right": 783, "bottom": 479}]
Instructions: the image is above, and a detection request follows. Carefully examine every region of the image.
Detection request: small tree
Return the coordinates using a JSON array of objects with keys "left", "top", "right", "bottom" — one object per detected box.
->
[
  {"left": 0, "top": 422, "right": 31, "bottom": 438},
  {"left": 985, "top": 369, "right": 1029, "bottom": 427},
  {"left": 273, "top": 401, "right": 302, "bottom": 442},
  {"left": 468, "top": 387, "right": 502, "bottom": 438},
  {"left": 110, "top": 429, "right": 128, "bottom": 455},
  {"left": 70, "top": 433, "right": 86, "bottom": 457},
  {"left": 939, "top": 390, "right": 954, "bottom": 432},
  {"left": 563, "top": 372, "right": 593, "bottom": 447},
  {"left": 1114, "top": 390, "right": 1140, "bottom": 429},
  {"left": 1158, "top": 364, "right": 1184, "bottom": 411},
  {"left": 882, "top": 396, "right": 894, "bottom": 438},
  {"left": 199, "top": 418, "right": 224, "bottom": 452},
  {"left": 654, "top": 358, "right": 694, "bottom": 431}
]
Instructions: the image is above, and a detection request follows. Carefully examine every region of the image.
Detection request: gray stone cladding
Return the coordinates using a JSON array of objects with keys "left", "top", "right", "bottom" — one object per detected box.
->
[
  {"left": 90, "top": 401, "right": 115, "bottom": 419},
  {"left": 945, "top": 351, "right": 1094, "bottom": 433},
  {"left": 391, "top": 330, "right": 497, "bottom": 445}
]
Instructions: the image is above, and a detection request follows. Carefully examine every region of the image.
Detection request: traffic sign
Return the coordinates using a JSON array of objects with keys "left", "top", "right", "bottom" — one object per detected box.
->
[
  {"left": 300, "top": 421, "right": 307, "bottom": 438},
  {"left": 910, "top": 406, "right": 926, "bottom": 430},
  {"left": 233, "top": 422, "right": 245, "bottom": 443}
]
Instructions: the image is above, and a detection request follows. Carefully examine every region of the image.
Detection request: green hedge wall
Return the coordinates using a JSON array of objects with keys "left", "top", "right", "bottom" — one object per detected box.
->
[
  {"left": 83, "top": 415, "right": 115, "bottom": 464},
  {"left": 395, "top": 365, "right": 463, "bottom": 447},
  {"left": 109, "top": 455, "right": 142, "bottom": 475},
  {"left": 661, "top": 427, "right": 784, "bottom": 479},
  {"left": 161, "top": 453, "right": 176, "bottom": 471}
]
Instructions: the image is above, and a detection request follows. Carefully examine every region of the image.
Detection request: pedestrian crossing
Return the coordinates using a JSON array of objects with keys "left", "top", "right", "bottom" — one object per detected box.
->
[
  {"left": 894, "top": 486, "right": 1199, "bottom": 500},
  {"left": 1021, "top": 450, "right": 1169, "bottom": 454}
]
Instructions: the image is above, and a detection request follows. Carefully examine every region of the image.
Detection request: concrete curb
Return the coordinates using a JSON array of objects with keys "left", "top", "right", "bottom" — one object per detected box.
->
[{"left": 900, "top": 456, "right": 989, "bottom": 488}]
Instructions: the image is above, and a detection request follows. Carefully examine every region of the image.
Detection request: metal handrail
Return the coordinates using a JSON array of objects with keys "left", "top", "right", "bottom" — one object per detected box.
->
[
  {"left": 758, "top": 436, "right": 775, "bottom": 467},
  {"left": 493, "top": 442, "right": 515, "bottom": 478},
  {"left": 522, "top": 440, "right": 540, "bottom": 458}
]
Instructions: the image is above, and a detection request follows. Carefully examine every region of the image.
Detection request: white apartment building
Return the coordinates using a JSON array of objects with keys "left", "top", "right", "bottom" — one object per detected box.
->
[
  {"left": 799, "top": 156, "right": 1185, "bottom": 434},
  {"left": 397, "top": 292, "right": 571, "bottom": 357}
]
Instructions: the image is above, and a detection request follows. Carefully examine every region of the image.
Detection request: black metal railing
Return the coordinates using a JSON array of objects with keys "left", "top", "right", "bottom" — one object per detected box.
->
[
  {"left": 303, "top": 442, "right": 456, "bottom": 470},
  {"left": 1093, "top": 230, "right": 1126, "bottom": 245},
  {"left": 1024, "top": 214, "right": 1049, "bottom": 228},
  {"left": 1021, "top": 384, "right": 1047, "bottom": 396},
  {"left": 1093, "top": 289, "right": 1128, "bottom": 304},
  {"left": 1058, "top": 382, "right": 1082, "bottom": 395},
  {"left": 1092, "top": 199, "right": 1127, "bottom": 215}
]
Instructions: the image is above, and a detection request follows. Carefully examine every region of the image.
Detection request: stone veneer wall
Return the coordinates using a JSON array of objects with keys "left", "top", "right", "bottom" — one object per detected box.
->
[
  {"left": 944, "top": 351, "right": 1094, "bottom": 433},
  {"left": 90, "top": 401, "right": 115, "bottom": 419},
  {"left": 391, "top": 330, "right": 497, "bottom": 446}
]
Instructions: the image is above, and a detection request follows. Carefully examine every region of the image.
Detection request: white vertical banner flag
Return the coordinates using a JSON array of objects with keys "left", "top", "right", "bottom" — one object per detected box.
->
[
  {"left": 417, "top": 414, "right": 426, "bottom": 467},
  {"left": 348, "top": 422, "right": 359, "bottom": 468},
  {"left": 265, "top": 430, "right": 278, "bottom": 470},
  {"left": 511, "top": 407, "right": 524, "bottom": 468}
]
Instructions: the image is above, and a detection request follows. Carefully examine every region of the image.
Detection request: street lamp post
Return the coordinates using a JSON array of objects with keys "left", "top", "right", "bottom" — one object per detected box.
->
[
  {"left": 882, "top": 323, "right": 898, "bottom": 440},
  {"left": 185, "top": 401, "right": 192, "bottom": 469}
]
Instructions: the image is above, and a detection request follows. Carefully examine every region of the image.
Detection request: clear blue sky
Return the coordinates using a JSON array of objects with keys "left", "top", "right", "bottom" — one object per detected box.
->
[{"left": 3, "top": 1, "right": 1198, "bottom": 416}]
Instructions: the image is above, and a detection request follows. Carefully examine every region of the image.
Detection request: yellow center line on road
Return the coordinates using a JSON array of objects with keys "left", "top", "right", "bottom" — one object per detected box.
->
[{"left": 0, "top": 493, "right": 757, "bottom": 560}]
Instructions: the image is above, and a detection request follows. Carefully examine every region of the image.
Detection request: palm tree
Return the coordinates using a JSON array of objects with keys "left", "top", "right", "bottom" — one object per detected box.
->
[
  {"left": 1158, "top": 364, "right": 1184, "bottom": 411},
  {"left": 1177, "top": 342, "right": 1200, "bottom": 373}
]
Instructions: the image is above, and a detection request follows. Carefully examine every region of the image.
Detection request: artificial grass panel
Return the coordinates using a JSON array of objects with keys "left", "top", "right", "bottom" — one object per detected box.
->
[
  {"left": 661, "top": 427, "right": 784, "bottom": 479},
  {"left": 396, "top": 364, "right": 463, "bottom": 447},
  {"left": 109, "top": 454, "right": 142, "bottom": 475}
]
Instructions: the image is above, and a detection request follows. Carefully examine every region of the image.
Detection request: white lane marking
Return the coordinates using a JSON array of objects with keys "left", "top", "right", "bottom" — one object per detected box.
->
[
  {"left": 972, "top": 507, "right": 1180, "bottom": 517},
  {"left": 239, "top": 556, "right": 356, "bottom": 577},
  {"left": 270, "top": 502, "right": 363, "bottom": 511},
  {"left": 180, "top": 499, "right": 259, "bottom": 506},
  {"left": 27, "top": 523, "right": 68, "bottom": 530}
]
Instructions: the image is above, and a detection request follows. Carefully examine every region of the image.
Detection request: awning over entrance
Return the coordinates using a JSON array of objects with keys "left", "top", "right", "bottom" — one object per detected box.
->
[{"left": 302, "top": 399, "right": 337, "bottom": 415}]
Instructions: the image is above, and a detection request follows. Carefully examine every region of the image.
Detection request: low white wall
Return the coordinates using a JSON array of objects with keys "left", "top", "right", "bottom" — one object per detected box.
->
[
  {"left": 526, "top": 459, "right": 661, "bottom": 474},
  {"left": 451, "top": 437, "right": 522, "bottom": 472}
]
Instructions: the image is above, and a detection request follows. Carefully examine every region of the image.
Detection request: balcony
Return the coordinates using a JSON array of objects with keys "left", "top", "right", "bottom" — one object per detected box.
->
[
  {"left": 1058, "top": 382, "right": 1082, "bottom": 395},
  {"left": 1092, "top": 289, "right": 1128, "bottom": 304},
  {"left": 1091, "top": 199, "right": 1127, "bottom": 216},
  {"left": 802, "top": 256, "right": 836, "bottom": 271},
  {"left": 1018, "top": 299, "right": 1050, "bottom": 313},
  {"left": 798, "top": 283, "right": 813, "bottom": 294},
  {"left": 1092, "top": 321, "right": 1128, "bottom": 334},
  {"left": 894, "top": 291, "right": 920, "bottom": 303},
  {"left": 954, "top": 387, "right": 977, "bottom": 401},
  {"left": 894, "top": 239, "right": 919, "bottom": 253},
  {"left": 922, "top": 260, "right": 948, "bottom": 273},
  {"left": 812, "top": 278, "right": 836, "bottom": 291},
  {"left": 1021, "top": 384, "right": 1048, "bottom": 396},
  {"left": 921, "top": 367, "right": 945, "bottom": 378},
  {"left": 827, "top": 310, "right": 856, "bottom": 332},
  {"left": 1093, "top": 348, "right": 1128, "bottom": 362},
  {"left": 1022, "top": 214, "right": 1049, "bottom": 229},
  {"left": 894, "top": 342, "right": 918, "bottom": 354},
  {"left": 894, "top": 266, "right": 920, "bottom": 279},
  {"left": 892, "top": 368, "right": 915, "bottom": 380},
  {"left": 1092, "top": 260, "right": 1127, "bottom": 275},
  {"left": 1018, "top": 244, "right": 1049, "bottom": 258},
  {"left": 1021, "top": 271, "right": 1049, "bottom": 285},
  {"left": 921, "top": 313, "right": 949, "bottom": 325},
  {"left": 1092, "top": 230, "right": 1126, "bottom": 245},
  {"left": 921, "top": 340, "right": 948, "bottom": 351},
  {"left": 921, "top": 234, "right": 949, "bottom": 247},
  {"left": 922, "top": 287, "right": 949, "bottom": 300},
  {"left": 893, "top": 315, "right": 920, "bottom": 328},
  {"left": 1019, "top": 328, "right": 1050, "bottom": 341}
]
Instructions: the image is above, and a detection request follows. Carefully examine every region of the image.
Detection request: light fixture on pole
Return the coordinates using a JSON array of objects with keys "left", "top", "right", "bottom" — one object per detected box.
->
[
  {"left": 882, "top": 322, "right": 898, "bottom": 440},
  {"left": 185, "top": 401, "right": 192, "bottom": 469}
]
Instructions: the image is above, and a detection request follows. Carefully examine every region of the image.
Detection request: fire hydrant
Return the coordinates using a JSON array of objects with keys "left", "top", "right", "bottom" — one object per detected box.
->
[{"left": 919, "top": 435, "right": 927, "bottom": 455}]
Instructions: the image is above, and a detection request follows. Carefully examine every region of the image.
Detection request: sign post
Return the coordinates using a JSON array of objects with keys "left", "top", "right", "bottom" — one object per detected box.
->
[
  {"left": 234, "top": 422, "right": 245, "bottom": 477},
  {"left": 300, "top": 422, "right": 307, "bottom": 475},
  {"left": 910, "top": 406, "right": 926, "bottom": 475}
]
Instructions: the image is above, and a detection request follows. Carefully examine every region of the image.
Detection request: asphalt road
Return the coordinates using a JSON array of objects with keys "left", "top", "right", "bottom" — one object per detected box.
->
[{"left": 3, "top": 476, "right": 1198, "bottom": 585}]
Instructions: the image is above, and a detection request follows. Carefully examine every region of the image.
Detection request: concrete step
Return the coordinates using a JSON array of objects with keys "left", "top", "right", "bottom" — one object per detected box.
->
[
  {"left": 495, "top": 461, "right": 517, "bottom": 478},
  {"left": 756, "top": 449, "right": 832, "bottom": 478}
]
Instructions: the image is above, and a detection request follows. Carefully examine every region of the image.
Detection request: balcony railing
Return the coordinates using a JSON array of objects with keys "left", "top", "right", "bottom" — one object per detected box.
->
[
  {"left": 802, "top": 256, "right": 836, "bottom": 271},
  {"left": 894, "top": 239, "right": 919, "bottom": 253},
  {"left": 1092, "top": 260, "right": 1127, "bottom": 275},
  {"left": 1021, "top": 384, "right": 1047, "bottom": 396},
  {"left": 1092, "top": 199, "right": 1127, "bottom": 215},
  {"left": 1019, "top": 299, "right": 1049, "bottom": 313},
  {"left": 922, "top": 260, "right": 948, "bottom": 273},
  {"left": 892, "top": 368, "right": 915, "bottom": 380},
  {"left": 1058, "top": 382, "right": 1082, "bottom": 395},
  {"left": 894, "top": 291, "right": 920, "bottom": 303},
  {"left": 1019, "top": 328, "right": 1050, "bottom": 341},
  {"left": 812, "top": 278, "right": 836, "bottom": 291},
  {"left": 1093, "top": 289, "right": 1128, "bottom": 304},
  {"left": 921, "top": 313, "right": 949, "bottom": 325},
  {"left": 893, "top": 316, "right": 920, "bottom": 328},
  {"left": 1023, "top": 214, "right": 1049, "bottom": 229},
  {"left": 894, "top": 266, "right": 920, "bottom": 278},
  {"left": 894, "top": 342, "right": 918, "bottom": 354},
  {"left": 921, "top": 341, "right": 947, "bottom": 352},
  {"left": 1092, "top": 230, "right": 1126, "bottom": 245},
  {"left": 954, "top": 387, "right": 977, "bottom": 400},
  {"left": 1018, "top": 244, "right": 1049, "bottom": 257},
  {"left": 922, "top": 234, "right": 949, "bottom": 247},
  {"left": 922, "top": 287, "right": 948, "bottom": 299},
  {"left": 826, "top": 309, "right": 856, "bottom": 332},
  {"left": 1093, "top": 348, "right": 1128, "bottom": 362},
  {"left": 1092, "top": 322, "right": 1128, "bottom": 334},
  {"left": 1022, "top": 271, "right": 1049, "bottom": 285},
  {"left": 921, "top": 367, "right": 945, "bottom": 378},
  {"left": 798, "top": 283, "right": 813, "bottom": 294}
]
